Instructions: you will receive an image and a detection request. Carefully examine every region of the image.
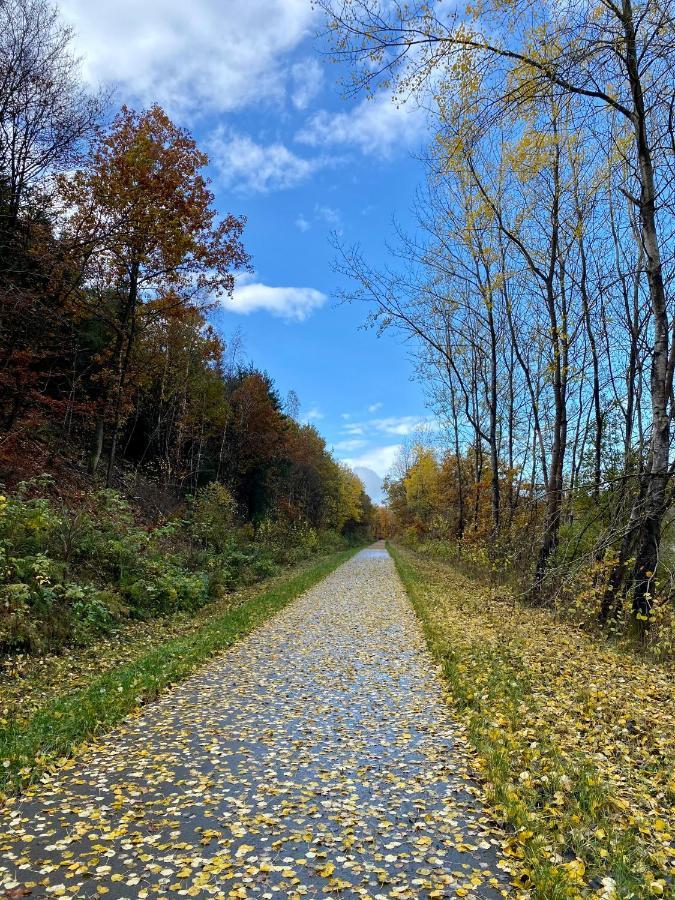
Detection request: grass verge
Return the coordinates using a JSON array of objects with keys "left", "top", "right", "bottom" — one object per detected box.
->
[
  {"left": 1, "top": 550, "right": 358, "bottom": 728},
  {"left": 390, "top": 543, "right": 674, "bottom": 899},
  {"left": 0, "top": 546, "right": 360, "bottom": 796}
]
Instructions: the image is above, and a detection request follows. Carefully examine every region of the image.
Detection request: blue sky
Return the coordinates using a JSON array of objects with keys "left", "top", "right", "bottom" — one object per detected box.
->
[{"left": 59, "top": 0, "right": 434, "bottom": 500}]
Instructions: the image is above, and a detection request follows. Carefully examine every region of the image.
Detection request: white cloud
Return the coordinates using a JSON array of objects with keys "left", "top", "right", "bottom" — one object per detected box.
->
[
  {"left": 368, "top": 402, "right": 383, "bottom": 413},
  {"left": 314, "top": 204, "right": 341, "bottom": 226},
  {"left": 342, "top": 414, "right": 437, "bottom": 437},
  {"left": 207, "top": 128, "right": 325, "bottom": 193},
  {"left": 304, "top": 406, "right": 324, "bottom": 423},
  {"left": 290, "top": 57, "right": 324, "bottom": 110},
  {"left": 296, "top": 93, "right": 425, "bottom": 158},
  {"left": 222, "top": 274, "right": 326, "bottom": 321},
  {"left": 351, "top": 465, "right": 385, "bottom": 504},
  {"left": 342, "top": 445, "right": 401, "bottom": 478},
  {"left": 372, "top": 415, "right": 436, "bottom": 436},
  {"left": 295, "top": 214, "right": 311, "bottom": 232},
  {"left": 333, "top": 439, "right": 368, "bottom": 452},
  {"left": 60, "top": 0, "right": 317, "bottom": 116}
]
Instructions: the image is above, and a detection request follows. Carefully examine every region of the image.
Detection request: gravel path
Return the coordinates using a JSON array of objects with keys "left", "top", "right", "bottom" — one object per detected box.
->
[{"left": 1, "top": 545, "right": 510, "bottom": 899}]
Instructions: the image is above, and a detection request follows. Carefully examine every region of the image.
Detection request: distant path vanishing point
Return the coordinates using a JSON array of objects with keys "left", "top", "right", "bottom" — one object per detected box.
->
[{"left": 1, "top": 545, "right": 511, "bottom": 899}]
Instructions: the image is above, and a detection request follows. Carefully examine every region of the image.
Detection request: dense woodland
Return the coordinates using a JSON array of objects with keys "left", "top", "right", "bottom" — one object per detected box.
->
[
  {"left": 322, "top": 0, "right": 675, "bottom": 649},
  {"left": 0, "top": 0, "right": 372, "bottom": 654}
]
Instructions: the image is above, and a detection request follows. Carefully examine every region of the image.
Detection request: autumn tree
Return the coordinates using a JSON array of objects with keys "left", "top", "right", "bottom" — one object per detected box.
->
[
  {"left": 129, "top": 303, "right": 230, "bottom": 490},
  {"left": 277, "top": 421, "right": 340, "bottom": 526},
  {"left": 221, "top": 369, "right": 286, "bottom": 519},
  {"left": 404, "top": 446, "right": 439, "bottom": 531},
  {"left": 59, "top": 105, "right": 250, "bottom": 484},
  {"left": 0, "top": 0, "right": 102, "bottom": 454},
  {"left": 335, "top": 462, "right": 365, "bottom": 532}
]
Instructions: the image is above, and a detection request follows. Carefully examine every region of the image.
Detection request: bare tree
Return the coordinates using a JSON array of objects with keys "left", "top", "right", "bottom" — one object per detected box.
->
[
  {"left": 0, "top": 0, "right": 102, "bottom": 262},
  {"left": 320, "top": 0, "right": 675, "bottom": 620}
]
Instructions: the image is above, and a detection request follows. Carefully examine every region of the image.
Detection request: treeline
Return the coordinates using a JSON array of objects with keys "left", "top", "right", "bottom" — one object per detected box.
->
[
  {"left": 0, "top": 0, "right": 370, "bottom": 527},
  {"left": 323, "top": 0, "right": 675, "bottom": 638},
  {"left": 0, "top": 0, "right": 372, "bottom": 653}
]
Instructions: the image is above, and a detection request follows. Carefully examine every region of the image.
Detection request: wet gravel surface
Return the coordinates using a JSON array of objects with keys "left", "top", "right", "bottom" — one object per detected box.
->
[{"left": 1, "top": 545, "right": 511, "bottom": 898}]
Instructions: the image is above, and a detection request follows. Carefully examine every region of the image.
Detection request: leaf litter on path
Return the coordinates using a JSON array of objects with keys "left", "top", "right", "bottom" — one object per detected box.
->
[{"left": 0, "top": 546, "right": 513, "bottom": 898}]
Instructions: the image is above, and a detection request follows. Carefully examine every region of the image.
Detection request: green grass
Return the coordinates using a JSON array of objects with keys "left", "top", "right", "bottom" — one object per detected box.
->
[{"left": 0, "top": 546, "right": 360, "bottom": 795}]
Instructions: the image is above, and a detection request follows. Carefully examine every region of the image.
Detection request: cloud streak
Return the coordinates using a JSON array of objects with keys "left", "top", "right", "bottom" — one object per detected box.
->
[
  {"left": 304, "top": 406, "right": 325, "bottom": 423},
  {"left": 333, "top": 439, "right": 368, "bottom": 452},
  {"left": 296, "top": 93, "right": 425, "bottom": 158},
  {"left": 341, "top": 414, "right": 438, "bottom": 438},
  {"left": 207, "top": 129, "right": 327, "bottom": 193},
  {"left": 290, "top": 57, "right": 324, "bottom": 110},
  {"left": 342, "top": 444, "right": 401, "bottom": 478}
]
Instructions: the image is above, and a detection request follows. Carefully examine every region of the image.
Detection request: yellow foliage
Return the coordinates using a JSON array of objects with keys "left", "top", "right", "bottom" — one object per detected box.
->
[
  {"left": 335, "top": 463, "right": 364, "bottom": 529},
  {"left": 395, "top": 547, "right": 675, "bottom": 896},
  {"left": 403, "top": 446, "right": 441, "bottom": 527},
  {"left": 503, "top": 127, "right": 559, "bottom": 182}
]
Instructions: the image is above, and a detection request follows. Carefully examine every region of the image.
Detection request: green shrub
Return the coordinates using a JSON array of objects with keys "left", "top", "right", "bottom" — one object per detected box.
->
[
  {"left": 0, "top": 574, "right": 122, "bottom": 652},
  {"left": 249, "top": 552, "right": 279, "bottom": 580},
  {"left": 0, "top": 486, "right": 61, "bottom": 558},
  {"left": 316, "top": 529, "right": 350, "bottom": 554},
  {"left": 0, "top": 485, "right": 149, "bottom": 650},
  {"left": 0, "top": 478, "right": 357, "bottom": 658},
  {"left": 67, "top": 584, "right": 120, "bottom": 643},
  {"left": 68, "top": 491, "right": 146, "bottom": 581},
  {"left": 255, "top": 518, "right": 321, "bottom": 565},
  {"left": 0, "top": 550, "right": 70, "bottom": 651},
  {"left": 125, "top": 562, "right": 209, "bottom": 616},
  {"left": 198, "top": 543, "right": 281, "bottom": 593},
  {"left": 190, "top": 482, "right": 238, "bottom": 552},
  {"left": 203, "top": 558, "right": 238, "bottom": 597},
  {"left": 0, "top": 581, "right": 43, "bottom": 651}
]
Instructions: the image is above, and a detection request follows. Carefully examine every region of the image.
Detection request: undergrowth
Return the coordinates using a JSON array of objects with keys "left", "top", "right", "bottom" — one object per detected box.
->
[
  {"left": 0, "top": 546, "right": 359, "bottom": 795},
  {"left": 0, "top": 477, "right": 351, "bottom": 655}
]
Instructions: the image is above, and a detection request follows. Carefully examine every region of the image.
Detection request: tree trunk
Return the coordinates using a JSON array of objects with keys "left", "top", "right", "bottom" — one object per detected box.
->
[
  {"left": 89, "top": 413, "right": 105, "bottom": 474},
  {"left": 448, "top": 375, "right": 465, "bottom": 539},
  {"left": 106, "top": 260, "right": 140, "bottom": 487},
  {"left": 487, "top": 297, "right": 500, "bottom": 539},
  {"left": 533, "top": 120, "right": 567, "bottom": 596},
  {"left": 608, "top": 0, "right": 673, "bottom": 626}
]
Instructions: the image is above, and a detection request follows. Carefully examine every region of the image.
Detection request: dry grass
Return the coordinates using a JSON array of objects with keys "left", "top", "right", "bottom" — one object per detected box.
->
[{"left": 391, "top": 544, "right": 675, "bottom": 899}]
